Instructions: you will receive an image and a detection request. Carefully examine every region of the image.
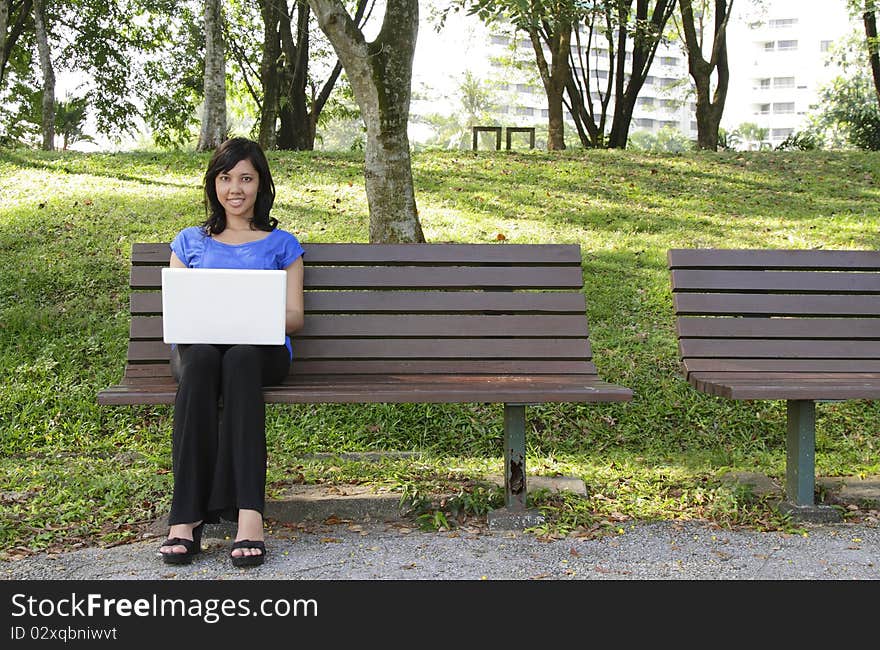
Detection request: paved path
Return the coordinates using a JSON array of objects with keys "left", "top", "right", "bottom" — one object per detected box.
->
[{"left": 3, "top": 518, "right": 878, "bottom": 581}]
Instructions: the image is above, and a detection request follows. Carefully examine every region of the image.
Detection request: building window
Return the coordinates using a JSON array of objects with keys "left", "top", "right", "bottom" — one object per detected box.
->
[
  {"left": 820, "top": 40, "right": 833, "bottom": 52},
  {"left": 516, "top": 83, "right": 532, "bottom": 93},
  {"left": 490, "top": 35, "right": 508, "bottom": 45},
  {"left": 773, "top": 102, "right": 795, "bottom": 114},
  {"left": 644, "top": 75, "right": 654, "bottom": 85},
  {"left": 690, "top": 120, "right": 698, "bottom": 131},
  {"left": 758, "top": 78, "right": 771, "bottom": 89},
  {"left": 660, "top": 56, "right": 678, "bottom": 66},
  {"left": 635, "top": 118, "right": 655, "bottom": 128},
  {"left": 764, "top": 41, "right": 775, "bottom": 51},
  {"left": 638, "top": 97, "right": 655, "bottom": 107},
  {"left": 516, "top": 107, "right": 534, "bottom": 116},
  {"left": 541, "top": 109, "right": 549, "bottom": 117},
  {"left": 772, "top": 128, "right": 794, "bottom": 139},
  {"left": 773, "top": 76, "right": 795, "bottom": 89},
  {"left": 769, "top": 18, "right": 798, "bottom": 29},
  {"left": 777, "top": 40, "right": 798, "bottom": 51},
  {"left": 756, "top": 103, "right": 771, "bottom": 115}
]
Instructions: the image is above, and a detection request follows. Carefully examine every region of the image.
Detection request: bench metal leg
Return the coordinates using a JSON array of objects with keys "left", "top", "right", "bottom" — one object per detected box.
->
[
  {"left": 487, "top": 404, "right": 545, "bottom": 531},
  {"left": 780, "top": 400, "right": 840, "bottom": 522}
]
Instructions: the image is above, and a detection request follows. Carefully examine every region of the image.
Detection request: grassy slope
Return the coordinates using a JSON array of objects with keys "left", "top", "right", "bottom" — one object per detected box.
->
[{"left": 1, "top": 148, "right": 878, "bottom": 554}]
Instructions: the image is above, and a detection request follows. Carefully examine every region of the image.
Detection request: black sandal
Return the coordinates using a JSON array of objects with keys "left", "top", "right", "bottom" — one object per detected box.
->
[
  {"left": 159, "top": 523, "right": 204, "bottom": 565},
  {"left": 230, "top": 540, "right": 266, "bottom": 568}
]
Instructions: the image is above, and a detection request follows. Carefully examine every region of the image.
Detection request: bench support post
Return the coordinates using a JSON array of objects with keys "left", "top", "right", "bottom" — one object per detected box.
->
[
  {"left": 487, "top": 404, "right": 546, "bottom": 531},
  {"left": 780, "top": 400, "right": 841, "bottom": 522}
]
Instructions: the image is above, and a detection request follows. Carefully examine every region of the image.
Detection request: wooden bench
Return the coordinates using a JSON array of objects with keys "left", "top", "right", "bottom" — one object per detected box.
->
[
  {"left": 99, "top": 242, "right": 632, "bottom": 529},
  {"left": 668, "top": 248, "right": 880, "bottom": 522}
]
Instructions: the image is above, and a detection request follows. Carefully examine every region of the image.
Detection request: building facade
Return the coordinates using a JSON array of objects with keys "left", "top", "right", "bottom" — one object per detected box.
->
[{"left": 410, "top": 1, "right": 856, "bottom": 149}]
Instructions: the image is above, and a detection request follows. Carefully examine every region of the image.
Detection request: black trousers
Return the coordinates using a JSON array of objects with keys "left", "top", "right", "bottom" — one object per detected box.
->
[{"left": 168, "top": 343, "right": 290, "bottom": 525}]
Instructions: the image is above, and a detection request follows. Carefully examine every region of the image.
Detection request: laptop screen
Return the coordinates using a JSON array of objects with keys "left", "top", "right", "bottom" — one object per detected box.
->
[{"left": 161, "top": 268, "right": 287, "bottom": 345}]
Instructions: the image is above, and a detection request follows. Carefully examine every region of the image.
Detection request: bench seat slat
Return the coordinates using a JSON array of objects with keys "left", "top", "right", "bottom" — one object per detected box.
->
[
  {"left": 668, "top": 248, "right": 880, "bottom": 270},
  {"left": 131, "top": 265, "right": 585, "bottom": 289},
  {"left": 131, "top": 314, "right": 591, "bottom": 339},
  {"left": 682, "top": 358, "right": 880, "bottom": 372},
  {"left": 130, "top": 291, "right": 588, "bottom": 315},
  {"left": 122, "top": 359, "right": 600, "bottom": 378},
  {"left": 687, "top": 375, "right": 880, "bottom": 400},
  {"left": 674, "top": 293, "right": 880, "bottom": 316},
  {"left": 132, "top": 242, "right": 584, "bottom": 265},
  {"left": 671, "top": 269, "right": 880, "bottom": 293},
  {"left": 127, "top": 338, "right": 592, "bottom": 362},
  {"left": 676, "top": 316, "right": 880, "bottom": 338},
  {"left": 679, "top": 338, "right": 880, "bottom": 358},
  {"left": 98, "top": 374, "right": 632, "bottom": 406}
]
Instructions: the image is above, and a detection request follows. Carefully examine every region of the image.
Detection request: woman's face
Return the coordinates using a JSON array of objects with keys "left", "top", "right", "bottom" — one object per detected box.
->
[{"left": 215, "top": 158, "right": 259, "bottom": 222}]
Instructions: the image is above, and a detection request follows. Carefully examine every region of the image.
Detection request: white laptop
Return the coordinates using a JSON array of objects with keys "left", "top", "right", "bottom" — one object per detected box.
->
[{"left": 161, "top": 267, "right": 287, "bottom": 345}]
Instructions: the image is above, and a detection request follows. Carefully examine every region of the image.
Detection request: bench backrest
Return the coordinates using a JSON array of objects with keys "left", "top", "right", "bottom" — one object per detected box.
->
[
  {"left": 125, "top": 242, "right": 599, "bottom": 382},
  {"left": 668, "top": 248, "right": 880, "bottom": 375}
]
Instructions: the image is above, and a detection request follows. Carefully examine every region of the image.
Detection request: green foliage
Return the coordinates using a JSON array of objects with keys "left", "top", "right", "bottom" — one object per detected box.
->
[
  {"left": 627, "top": 126, "right": 693, "bottom": 152},
  {"left": 805, "top": 73, "right": 880, "bottom": 150},
  {"left": 1, "top": 148, "right": 879, "bottom": 554}
]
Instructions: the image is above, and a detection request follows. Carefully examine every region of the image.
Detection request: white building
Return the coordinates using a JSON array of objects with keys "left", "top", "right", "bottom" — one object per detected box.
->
[
  {"left": 723, "top": 0, "right": 853, "bottom": 147},
  {"left": 410, "top": 0, "right": 857, "bottom": 149}
]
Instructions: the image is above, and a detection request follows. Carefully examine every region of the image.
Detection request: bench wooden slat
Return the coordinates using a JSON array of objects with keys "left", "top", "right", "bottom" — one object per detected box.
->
[
  {"left": 671, "top": 269, "right": 880, "bottom": 293},
  {"left": 676, "top": 316, "right": 880, "bottom": 338},
  {"left": 131, "top": 314, "right": 590, "bottom": 339},
  {"left": 132, "top": 242, "right": 584, "bottom": 265},
  {"left": 99, "top": 373, "right": 631, "bottom": 406},
  {"left": 679, "top": 339, "right": 880, "bottom": 359},
  {"left": 668, "top": 248, "right": 880, "bottom": 270},
  {"left": 127, "top": 338, "right": 592, "bottom": 362},
  {"left": 132, "top": 290, "right": 588, "bottom": 315},
  {"left": 131, "top": 264, "right": 586, "bottom": 290},
  {"left": 683, "top": 358, "right": 880, "bottom": 372},
  {"left": 673, "top": 293, "right": 880, "bottom": 316},
  {"left": 121, "top": 359, "right": 600, "bottom": 379}
]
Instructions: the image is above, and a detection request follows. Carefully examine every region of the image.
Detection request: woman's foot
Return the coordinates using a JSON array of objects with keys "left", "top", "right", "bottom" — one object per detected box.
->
[
  {"left": 159, "top": 521, "right": 203, "bottom": 564},
  {"left": 230, "top": 509, "right": 265, "bottom": 567}
]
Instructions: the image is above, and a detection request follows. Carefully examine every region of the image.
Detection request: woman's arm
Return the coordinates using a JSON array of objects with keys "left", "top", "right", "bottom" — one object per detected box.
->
[
  {"left": 169, "top": 252, "right": 186, "bottom": 268},
  {"left": 284, "top": 256, "right": 305, "bottom": 334}
]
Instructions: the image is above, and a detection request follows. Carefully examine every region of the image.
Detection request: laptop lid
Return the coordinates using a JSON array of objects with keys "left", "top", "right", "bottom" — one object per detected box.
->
[{"left": 161, "top": 267, "right": 287, "bottom": 345}]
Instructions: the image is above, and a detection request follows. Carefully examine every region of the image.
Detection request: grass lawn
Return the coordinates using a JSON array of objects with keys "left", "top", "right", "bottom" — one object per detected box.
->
[{"left": 1, "top": 147, "right": 879, "bottom": 556}]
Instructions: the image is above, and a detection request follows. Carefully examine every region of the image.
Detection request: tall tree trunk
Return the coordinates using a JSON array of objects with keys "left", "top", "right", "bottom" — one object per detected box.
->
[
  {"left": 198, "top": 0, "right": 227, "bottom": 152},
  {"left": 258, "top": 0, "right": 282, "bottom": 149},
  {"left": 528, "top": 17, "right": 571, "bottom": 150},
  {"left": 607, "top": 0, "right": 676, "bottom": 149},
  {"left": 309, "top": 0, "right": 424, "bottom": 243},
  {"left": 277, "top": 1, "right": 312, "bottom": 150},
  {"left": 0, "top": 1, "right": 8, "bottom": 86},
  {"left": 863, "top": 6, "right": 880, "bottom": 104},
  {"left": 679, "top": 0, "right": 733, "bottom": 150},
  {"left": 32, "top": 0, "right": 54, "bottom": 151}
]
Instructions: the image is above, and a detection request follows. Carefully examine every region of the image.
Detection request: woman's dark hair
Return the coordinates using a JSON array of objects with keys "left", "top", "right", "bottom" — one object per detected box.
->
[{"left": 202, "top": 137, "right": 277, "bottom": 234}]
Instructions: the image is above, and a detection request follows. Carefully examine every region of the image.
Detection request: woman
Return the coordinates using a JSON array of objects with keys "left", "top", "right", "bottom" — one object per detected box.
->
[{"left": 158, "top": 137, "right": 305, "bottom": 568}]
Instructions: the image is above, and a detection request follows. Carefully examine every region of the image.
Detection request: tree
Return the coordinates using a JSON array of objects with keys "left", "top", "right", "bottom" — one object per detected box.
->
[
  {"left": 675, "top": 0, "right": 733, "bottom": 150},
  {"left": 54, "top": 94, "right": 94, "bottom": 150},
  {"left": 0, "top": 0, "right": 33, "bottom": 89},
  {"left": 234, "top": 0, "right": 373, "bottom": 151},
  {"left": 848, "top": 0, "right": 880, "bottom": 102},
  {"left": 309, "top": 0, "right": 425, "bottom": 243},
  {"left": 605, "top": 0, "right": 677, "bottom": 148},
  {"left": 198, "top": 0, "right": 227, "bottom": 151},
  {"left": 31, "top": 0, "right": 51, "bottom": 150},
  {"left": 806, "top": 74, "right": 880, "bottom": 150},
  {"left": 559, "top": 1, "right": 676, "bottom": 149},
  {"left": 452, "top": 0, "right": 574, "bottom": 150}
]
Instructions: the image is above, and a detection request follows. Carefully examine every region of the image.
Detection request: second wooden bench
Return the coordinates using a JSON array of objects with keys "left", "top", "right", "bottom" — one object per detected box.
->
[{"left": 669, "top": 248, "right": 880, "bottom": 521}]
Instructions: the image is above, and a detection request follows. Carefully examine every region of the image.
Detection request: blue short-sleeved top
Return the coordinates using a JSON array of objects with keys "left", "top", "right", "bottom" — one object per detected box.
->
[{"left": 170, "top": 226, "right": 305, "bottom": 359}]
